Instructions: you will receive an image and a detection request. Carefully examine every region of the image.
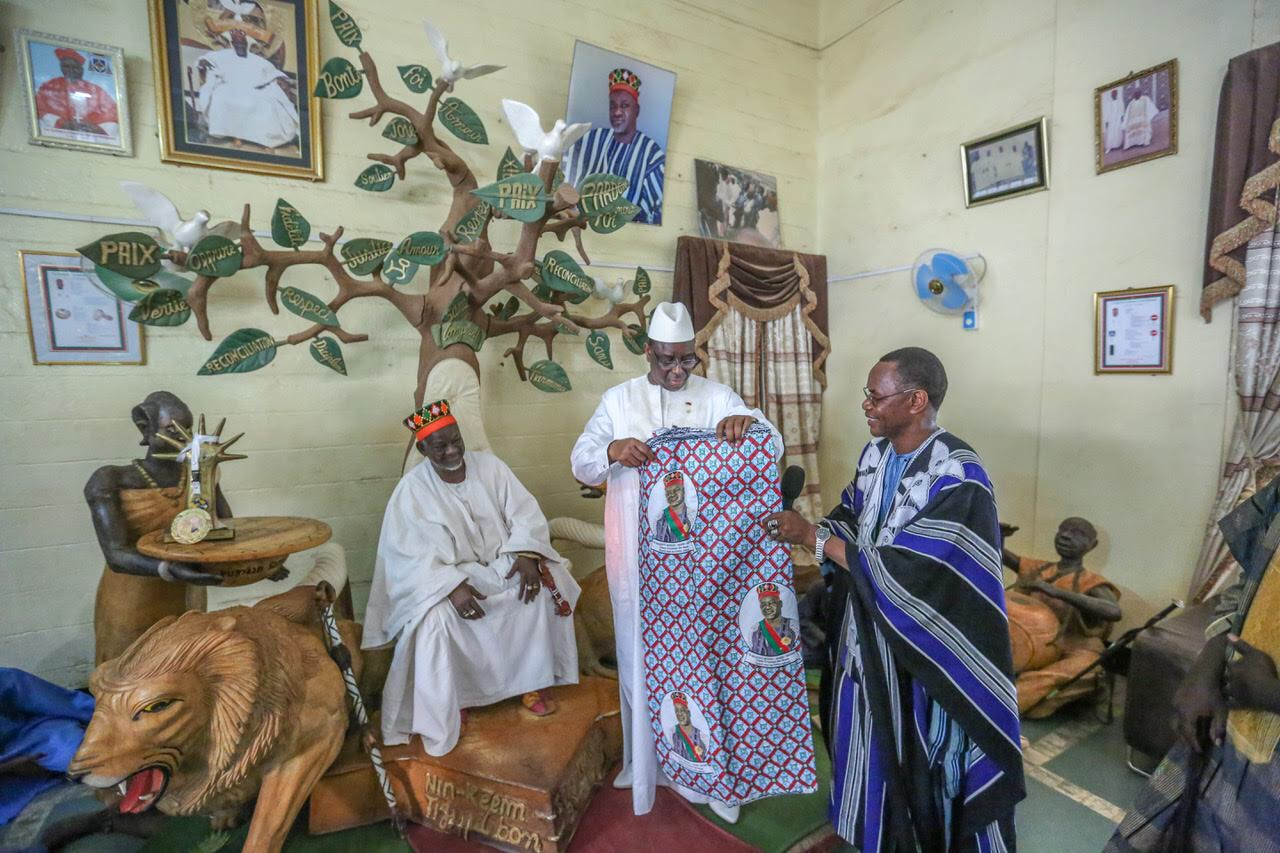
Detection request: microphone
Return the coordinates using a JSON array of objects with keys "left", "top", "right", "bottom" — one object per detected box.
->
[{"left": 780, "top": 465, "right": 806, "bottom": 511}]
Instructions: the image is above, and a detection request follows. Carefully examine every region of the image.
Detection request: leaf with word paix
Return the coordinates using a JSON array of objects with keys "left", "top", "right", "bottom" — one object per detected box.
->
[
  {"left": 497, "top": 147, "right": 524, "bottom": 181},
  {"left": 128, "top": 290, "right": 190, "bottom": 327},
  {"left": 354, "top": 164, "right": 395, "bottom": 192},
  {"left": 314, "top": 57, "right": 363, "bottom": 99},
  {"left": 79, "top": 232, "right": 163, "bottom": 279},
  {"left": 632, "top": 266, "right": 651, "bottom": 296},
  {"left": 186, "top": 236, "right": 242, "bottom": 278},
  {"left": 198, "top": 328, "right": 278, "bottom": 376},
  {"left": 279, "top": 286, "right": 339, "bottom": 327},
  {"left": 310, "top": 337, "right": 347, "bottom": 375},
  {"left": 270, "top": 198, "right": 311, "bottom": 249},
  {"left": 328, "top": 1, "right": 362, "bottom": 48},
  {"left": 471, "top": 173, "right": 550, "bottom": 224},
  {"left": 436, "top": 97, "right": 487, "bottom": 144},
  {"left": 528, "top": 359, "right": 572, "bottom": 392},
  {"left": 398, "top": 64, "right": 433, "bottom": 94},
  {"left": 341, "top": 238, "right": 392, "bottom": 275}
]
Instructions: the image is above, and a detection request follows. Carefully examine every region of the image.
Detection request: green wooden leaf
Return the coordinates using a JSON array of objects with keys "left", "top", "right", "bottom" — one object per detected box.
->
[
  {"left": 552, "top": 167, "right": 566, "bottom": 192},
  {"left": 78, "top": 232, "right": 163, "bottom": 279},
  {"left": 270, "top": 198, "right": 311, "bottom": 248},
  {"left": 91, "top": 265, "right": 181, "bottom": 302},
  {"left": 622, "top": 323, "right": 647, "bottom": 355},
  {"left": 354, "top": 164, "right": 396, "bottom": 192},
  {"left": 528, "top": 359, "right": 572, "bottom": 393},
  {"left": 632, "top": 266, "right": 651, "bottom": 296},
  {"left": 437, "top": 97, "right": 488, "bottom": 144},
  {"left": 396, "top": 231, "right": 446, "bottom": 266},
  {"left": 471, "top": 173, "right": 550, "bottom": 223},
  {"left": 442, "top": 292, "right": 472, "bottom": 324},
  {"left": 578, "top": 173, "right": 629, "bottom": 215},
  {"left": 198, "top": 328, "right": 278, "bottom": 376},
  {"left": 314, "top": 57, "right": 363, "bottom": 99},
  {"left": 556, "top": 320, "right": 580, "bottom": 336},
  {"left": 380, "top": 249, "right": 419, "bottom": 286},
  {"left": 588, "top": 199, "right": 641, "bottom": 233},
  {"left": 341, "top": 238, "right": 393, "bottom": 275},
  {"left": 585, "top": 330, "right": 613, "bottom": 369},
  {"left": 382, "top": 117, "right": 419, "bottom": 146},
  {"left": 540, "top": 250, "right": 593, "bottom": 300},
  {"left": 279, "top": 286, "right": 339, "bottom": 326},
  {"left": 310, "top": 336, "right": 348, "bottom": 375},
  {"left": 128, "top": 289, "right": 190, "bottom": 327},
  {"left": 186, "top": 235, "right": 242, "bottom": 278},
  {"left": 495, "top": 295, "right": 519, "bottom": 320},
  {"left": 328, "top": 1, "right": 362, "bottom": 48},
  {"left": 497, "top": 147, "right": 524, "bottom": 181},
  {"left": 452, "top": 202, "right": 490, "bottom": 244},
  {"left": 430, "top": 320, "right": 486, "bottom": 352},
  {"left": 398, "top": 64, "right": 433, "bottom": 93}
]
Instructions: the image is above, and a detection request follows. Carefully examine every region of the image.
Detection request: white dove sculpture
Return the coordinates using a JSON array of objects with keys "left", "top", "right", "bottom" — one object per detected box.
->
[
  {"left": 592, "top": 276, "right": 628, "bottom": 305},
  {"left": 119, "top": 181, "right": 235, "bottom": 271},
  {"left": 423, "top": 20, "right": 504, "bottom": 91},
  {"left": 502, "top": 99, "right": 591, "bottom": 168},
  {"left": 218, "top": 0, "right": 260, "bottom": 22}
]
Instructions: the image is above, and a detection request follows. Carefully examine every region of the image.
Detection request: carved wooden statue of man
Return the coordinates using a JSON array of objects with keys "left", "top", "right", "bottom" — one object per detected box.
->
[
  {"left": 1002, "top": 517, "right": 1122, "bottom": 717},
  {"left": 84, "top": 391, "right": 228, "bottom": 664}
]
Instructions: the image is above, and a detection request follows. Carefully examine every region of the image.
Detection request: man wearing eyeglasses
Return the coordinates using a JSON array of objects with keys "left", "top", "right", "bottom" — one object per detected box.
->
[
  {"left": 763, "top": 347, "right": 1024, "bottom": 852},
  {"left": 570, "top": 301, "right": 780, "bottom": 820}
]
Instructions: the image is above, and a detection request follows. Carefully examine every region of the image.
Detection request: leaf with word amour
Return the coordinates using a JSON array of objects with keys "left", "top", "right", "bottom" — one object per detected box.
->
[
  {"left": 497, "top": 147, "right": 524, "bottom": 181},
  {"left": 578, "top": 173, "right": 629, "bottom": 216},
  {"left": 585, "top": 330, "right": 613, "bottom": 369},
  {"left": 398, "top": 64, "right": 433, "bottom": 94},
  {"left": 128, "top": 290, "right": 190, "bottom": 327},
  {"left": 540, "top": 250, "right": 593, "bottom": 301},
  {"left": 452, "top": 201, "right": 490, "bottom": 244},
  {"left": 198, "top": 328, "right": 278, "bottom": 376},
  {"left": 328, "top": 1, "right": 362, "bottom": 48},
  {"left": 79, "top": 232, "right": 163, "bottom": 280},
  {"left": 310, "top": 337, "right": 348, "bottom": 375},
  {"left": 471, "top": 173, "right": 550, "bottom": 224},
  {"left": 314, "top": 57, "right": 363, "bottom": 99},
  {"left": 341, "top": 238, "right": 393, "bottom": 275},
  {"left": 430, "top": 320, "right": 486, "bottom": 352},
  {"left": 270, "top": 198, "right": 311, "bottom": 249},
  {"left": 588, "top": 199, "right": 641, "bottom": 234},
  {"left": 528, "top": 359, "right": 572, "bottom": 393},
  {"left": 186, "top": 236, "right": 242, "bottom": 278},
  {"left": 382, "top": 117, "right": 419, "bottom": 147},
  {"left": 380, "top": 250, "right": 419, "bottom": 286},
  {"left": 622, "top": 323, "right": 648, "bottom": 355},
  {"left": 354, "top": 164, "right": 396, "bottom": 192},
  {"left": 396, "top": 231, "right": 446, "bottom": 267},
  {"left": 436, "top": 97, "right": 487, "bottom": 144},
  {"left": 632, "top": 266, "right": 651, "bottom": 296},
  {"left": 279, "top": 286, "right": 339, "bottom": 327}
]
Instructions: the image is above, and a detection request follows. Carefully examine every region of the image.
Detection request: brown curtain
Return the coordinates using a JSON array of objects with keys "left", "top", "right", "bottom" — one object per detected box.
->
[
  {"left": 1200, "top": 40, "right": 1280, "bottom": 320},
  {"left": 672, "top": 236, "right": 830, "bottom": 523}
]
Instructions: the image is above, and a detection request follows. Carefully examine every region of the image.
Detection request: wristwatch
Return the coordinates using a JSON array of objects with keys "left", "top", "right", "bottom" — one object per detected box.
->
[{"left": 813, "top": 523, "right": 832, "bottom": 564}]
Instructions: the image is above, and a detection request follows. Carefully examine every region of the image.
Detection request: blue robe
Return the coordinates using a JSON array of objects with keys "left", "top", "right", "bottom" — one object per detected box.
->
[
  {"left": 563, "top": 127, "right": 665, "bottom": 225},
  {"left": 0, "top": 668, "right": 94, "bottom": 825}
]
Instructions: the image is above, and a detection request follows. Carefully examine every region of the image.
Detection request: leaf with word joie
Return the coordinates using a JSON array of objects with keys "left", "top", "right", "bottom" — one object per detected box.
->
[
  {"left": 541, "top": 250, "right": 593, "bottom": 303},
  {"left": 341, "top": 238, "right": 393, "bottom": 276},
  {"left": 430, "top": 320, "right": 486, "bottom": 353},
  {"left": 279, "top": 286, "right": 339, "bottom": 327},
  {"left": 497, "top": 147, "right": 524, "bottom": 181},
  {"left": 382, "top": 117, "right": 419, "bottom": 147},
  {"left": 452, "top": 202, "right": 491, "bottom": 244},
  {"left": 328, "top": 1, "right": 362, "bottom": 49},
  {"left": 128, "top": 290, "right": 190, "bottom": 327},
  {"left": 588, "top": 198, "right": 641, "bottom": 234},
  {"left": 528, "top": 359, "right": 572, "bottom": 393},
  {"left": 437, "top": 97, "right": 487, "bottom": 144},
  {"left": 314, "top": 57, "right": 363, "bottom": 99},
  {"left": 79, "top": 232, "right": 163, "bottom": 280},
  {"left": 186, "top": 236, "right": 243, "bottom": 278},
  {"left": 585, "top": 330, "right": 613, "bottom": 369},
  {"left": 632, "top": 266, "right": 651, "bottom": 296},
  {"left": 198, "top": 328, "right": 278, "bottom": 376},
  {"left": 622, "top": 323, "right": 648, "bottom": 355},
  {"left": 271, "top": 198, "right": 311, "bottom": 249},
  {"left": 471, "top": 173, "right": 550, "bottom": 224},
  {"left": 398, "top": 64, "right": 433, "bottom": 94},
  {"left": 354, "top": 164, "right": 396, "bottom": 192},
  {"left": 310, "top": 336, "right": 348, "bottom": 375}
]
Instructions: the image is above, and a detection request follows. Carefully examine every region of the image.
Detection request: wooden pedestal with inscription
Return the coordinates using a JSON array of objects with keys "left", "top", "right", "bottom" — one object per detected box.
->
[{"left": 309, "top": 677, "right": 622, "bottom": 852}]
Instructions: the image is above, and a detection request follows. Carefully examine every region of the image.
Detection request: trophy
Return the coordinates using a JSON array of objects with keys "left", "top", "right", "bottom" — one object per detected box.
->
[{"left": 155, "top": 415, "right": 245, "bottom": 544}]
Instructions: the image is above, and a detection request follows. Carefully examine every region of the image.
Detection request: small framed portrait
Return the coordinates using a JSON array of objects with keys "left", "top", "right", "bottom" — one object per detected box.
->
[
  {"left": 659, "top": 690, "right": 714, "bottom": 773},
  {"left": 647, "top": 470, "right": 698, "bottom": 554},
  {"left": 960, "top": 117, "right": 1049, "bottom": 208},
  {"left": 20, "top": 251, "right": 145, "bottom": 366},
  {"left": 147, "top": 0, "right": 323, "bottom": 180},
  {"left": 563, "top": 41, "right": 676, "bottom": 226},
  {"left": 14, "top": 29, "right": 132, "bottom": 156},
  {"left": 738, "top": 582, "right": 803, "bottom": 668},
  {"left": 1095, "top": 59, "right": 1178, "bottom": 174},
  {"left": 1094, "top": 285, "right": 1174, "bottom": 374},
  {"left": 694, "top": 159, "right": 783, "bottom": 248}
]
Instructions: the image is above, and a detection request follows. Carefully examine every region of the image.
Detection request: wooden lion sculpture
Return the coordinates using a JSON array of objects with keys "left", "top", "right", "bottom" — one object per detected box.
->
[{"left": 67, "top": 584, "right": 361, "bottom": 852}]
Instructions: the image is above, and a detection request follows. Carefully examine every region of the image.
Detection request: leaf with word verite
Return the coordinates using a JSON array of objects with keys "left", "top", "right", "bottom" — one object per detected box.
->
[
  {"left": 270, "top": 198, "right": 311, "bottom": 249},
  {"left": 528, "top": 359, "right": 572, "bottom": 393},
  {"left": 79, "top": 232, "right": 163, "bottom": 279},
  {"left": 354, "top": 164, "right": 395, "bottom": 192},
  {"left": 186, "top": 236, "right": 242, "bottom": 278},
  {"left": 327, "top": 1, "right": 362, "bottom": 48},
  {"left": 279, "top": 286, "right": 339, "bottom": 327},
  {"left": 198, "top": 328, "right": 278, "bottom": 376},
  {"left": 128, "top": 290, "right": 190, "bottom": 327},
  {"left": 310, "top": 337, "right": 347, "bottom": 375},
  {"left": 437, "top": 97, "right": 487, "bottom": 144},
  {"left": 398, "top": 64, "right": 433, "bottom": 94},
  {"left": 341, "top": 238, "right": 393, "bottom": 276},
  {"left": 471, "top": 173, "right": 549, "bottom": 224},
  {"left": 382, "top": 117, "right": 419, "bottom": 147},
  {"left": 585, "top": 331, "right": 613, "bottom": 369},
  {"left": 314, "top": 57, "right": 363, "bottom": 99}
]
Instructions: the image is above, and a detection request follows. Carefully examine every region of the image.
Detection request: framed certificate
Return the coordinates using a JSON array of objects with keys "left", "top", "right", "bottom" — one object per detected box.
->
[
  {"left": 1094, "top": 285, "right": 1174, "bottom": 374},
  {"left": 20, "top": 251, "right": 145, "bottom": 365}
]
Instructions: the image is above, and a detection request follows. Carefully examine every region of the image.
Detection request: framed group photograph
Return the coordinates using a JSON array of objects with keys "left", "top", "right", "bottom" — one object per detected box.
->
[
  {"left": 694, "top": 159, "right": 782, "bottom": 248},
  {"left": 960, "top": 117, "right": 1049, "bottom": 208},
  {"left": 1095, "top": 59, "right": 1178, "bottom": 174},
  {"left": 20, "top": 251, "right": 145, "bottom": 366},
  {"left": 147, "top": 0, "right": 323, "bottom": 180},
  {"left": 1094, "top": 285, "right": 1174, "bottom": 374},
  {"left": 14, "top": 29, "right": 132, "bottom": 157}
]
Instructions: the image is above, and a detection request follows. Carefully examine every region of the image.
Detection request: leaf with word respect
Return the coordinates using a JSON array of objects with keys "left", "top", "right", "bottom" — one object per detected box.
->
[
  {"left": 632, "top": 266, "right": 651, "bottom": 296},
  {"left": 585, "top": 331, "right": 613, "bottom": 369},
  {"left": 382, "top": 117, "right": 419, "bottom": 146},
  {"left": 328, "top": 1, "right": 362, "bottom": 48},
  {"left": 186, "top": 236, "right": 242, "bottom": 278},
  {"left": 79, "top": 232, "right": 163, "bottom": 279},
  {"left": 578, "top": 173, "right": 629, "bottom": 216},
  {"left": 497, "top": 147, "right": 524, "bottom": 181},
  {"left": 471, "top": 173, "right": 550, "bottom": 223},
  {"left": 354, "top": 164, "right": 395, "bottom": 192},
  {"left": 528, "top": 359, "right": 571, "bottom": 393},
  {"left": 270, "top": 198, "right": 311, "bottom": 248},
  {"left": 540, "top": 250, "right": 593, "bottom": 300},
  {"left": 396, "top": 231, "right": 446, "bottom": 266},
  {"left": 430, "top": 320, "right": 486, "bottom": 352},
  {"left": 398, "top": 64, "right": 433, "bottom": 93},
  {"left": 437, "top": 97, "right": 487, "bottom": 144},
  {"left": 340, "top": 238, "right": 393, "bottom": 276},
  {"left": 452, "top": 201, "right": 490, "bottom": 244},
  {"left": 128, "top": 290, "right": 190, "bottom": 327},
  {"left": 380, "top": 250, "right": 419, "bottom": 286},
  {"left": 279, "top": 286, "right": 339, "bottom": 326},
  {"left": 198, "top": 328, "right": 278, "bottom": 376},
  {"left": 622, "top": 323, "right": 647, "bottom": 355},
  {"left": 310, "top": 336, "right": 347, "bottom": 375},
  {"left": 314, "top": 57, "right": 363, "bottom": 99},
  {"left": 588, "top": 198, "right": 641, "bottom": 234},
  {"left": 442, "top": 292, "right": 472, "bottom": 324}
]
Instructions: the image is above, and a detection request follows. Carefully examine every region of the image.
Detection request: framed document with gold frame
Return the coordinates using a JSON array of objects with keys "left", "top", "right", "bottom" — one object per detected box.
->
[
  {"left": 20, "top": 251, "right": 146, "bottom": 366},
  {"left": 148, "top": 0, "right": 323, "bottom": 180},
  {"left": 1094, "top": 285, "right": 1174, "bottom": 375}
]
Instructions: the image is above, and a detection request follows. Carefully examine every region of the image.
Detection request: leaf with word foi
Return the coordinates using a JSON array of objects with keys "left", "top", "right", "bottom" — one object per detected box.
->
[
  {"left": 540, "top": 250, "right": 593, "bottom": 300},
  {"left": 382, "top": 117, "right": 419, "bottom": 147},
  {"left": 588, "top": 198, "right": 641, "bottom": 234},
  {"left": 430, "top": 320, "right": 486, "bottom": 352},
  {"left": 497, "top": 147, "right": 524, "bottom": 181},
  {"left": 437, "top": 97, "right": 487, "bottom": 144},
  {"left": 380, "top": 249, "right": 419, "bottom": 286},
  {"left": 279, "top": 286, "right": 339, "bottom": 327},
  {"left": 632, "top": 266, "right": 651, "bottom": 296},
  {"left": 528, "top": 359, "right": 572, "bottom": 393},
  {"left": 79, "top": 232, "right": 163, "bottom": 279},
  {"left": 452, "top": 202, "right": 491, "bottom": 244},
  {"left": 198, "top": 328, "right": 278, "bottom": 376},
  {"left": 314, "top": 57, "right": 363, "bottom": 99},
  {"left": 398, "top": 64, "right": 433, "bottom": 94},
  {"left": 310, "top": 337, "right": 347, "bottom": 375},
  {"left": 328, "top": 1, "right": 361, "bottom": 48},
  {"left": 129, "top": 290, "right": 190, "bottom": 327},
  {"left": 623, "top": 323, "right": 648, "bottom": 355},
  {"left": 354, "top": 164, "right": 395, "bottom": 192},
  {"left": 577, "top": 173, "right": 629, "bottom": 216},
  {"left": 186, "top": 236, "right": 242, "bottom": 278},
  {"left": 396, "top": 231, "right": 446, "bottom": 267},
  {"left": 271, "top": 198, "right": 311, "bottom": 249},
  {"left": 471, "top": 173, "right": 550, "bottom": 224},
  {"left": 586, "top": 330, "right": 613, "bottom": 369},
  {"left": 442, "top": 292, "right": 472, "bottom": 324},
  {"left": 341, "top": 238, "right": 393, "bottom": 276}
]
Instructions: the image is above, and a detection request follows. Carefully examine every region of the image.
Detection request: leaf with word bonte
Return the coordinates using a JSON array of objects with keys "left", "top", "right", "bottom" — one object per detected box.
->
[
  {"left": 380, "top": 249, "right": 419, "bottom": 286},
  {"left": 310, "top": 337, "right": 348, "bottom": 375},
  {"left": 396, "top": 231, "right": 446, "bottom": 267},
  {"left": 198, "top": 328, "right": 278, "bottom": 376},
  {"left": 327, "top": 1, "right": 362, "bottom": 48},
  {"left": 528, "top": 359, "right": 572, "bottom": 393},
  {"left": 452, "top": 201, "right": 490, "bottom": 244},
  {"left": 540, "top": 250, "right": 593, "bottom": 301},
  {"left": 398, "top": 64, "right": 433, "bottom": 93},
  {"left": 186, "top": 236, "right": 243, "bottom": 278},
  {"left": 588, "top": 198, "right": 641, "bottom": 234},
  {"left": 430, "top": 320, "right": 486, "bottom": 353},
  {"left": 270, "top": 198, "right": 311, "bottom": 249},
  {"left": 128, "top": 290, "right": 190, "bottom": 327},
  {"left": 341, "top": 238, "right": 393, "bottom": 276},
  {"left": 437, "top": 97, "right": 488, "bottom": 144},
  {"left": 632, "top": 266, "right": 651, "bottom": 296},
  {"left": 279, "top": 286, "right": 339, "bottom": 327},
  {"left": 354, "top": 164, "right": 396, "bottom": 192},
  {"left": 382, "top": 117, "right": 419, "bottom": 147},
  {"left": 497, "top": 147, "right": 524, "bottom": 181},
  {"left": 622, "top": 323, "right": 648, "bottom": 355},
  {"left": 471, "top": 173, "right": 550, "bottom": 224},
  {"left": 79, "top": 232, "right": 163, "bottom": 280},
  {"left": 585, "top": 330, "right": 613, "bottom": 369},
  {"left": 577, "top": 173, "right": 629, "bottom": 216},
  {"left": 314, "top": 57, "right": 363, "bottom": 99}
]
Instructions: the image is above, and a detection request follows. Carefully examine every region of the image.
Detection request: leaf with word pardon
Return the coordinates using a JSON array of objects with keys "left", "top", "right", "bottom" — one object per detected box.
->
[
  {"left": 279, "top": 286, "right": 339, "bottom": 327},
  {"left": 382, "top": 117, "right": 419, "bottom": 147},
  {"left": 270, "top": 198, "right": 311, "bottom": 249},
  {"left": 452, "top": 201, "right": 491, "bottom": 244},
  {"left": 310, "top": 337, "right": 347, "bottom": 375},
  {"left": 578, "top": 173, "right": 629, "bottom": 215},
  {"left": 398, "top": 64, "right": 433, "bottom": 94},
  {"left": 528, "top": 359, "right": 572, "bottom": 393},
  {"left": 354, "top": 164, "right": 396, "bottom": 192},
  {"left": 79, "top": 232, "right": 163, "bottom": 280},
  {"left": 198, "top": 328, "right": 278, "bottom": 376},
  {"left": 186, "top": 236, "right": 242, "bottom": 278},
  {"left": 540, "top": 250, "right": 593, "bottom": 300},
  {"left": 314, "top": 57, "right": 363, "bottom": 99},
  {"left": 471, "top": 173, "right": 550, "bottom": 224},
  {"left": 341, "top": 238, "right": 393, "bottom": 275},
  {"left": 437, "top": 97, "right": 487, "bottom": 144},
  {"left": 632, "top": 266, "right": 651, "bottom": 296},
  {"left": 497, "top": 147, "right": 524, "bottom": 181},
  {"left": 128, "top": 290, "right": 190, "bottom": 327},
  {"left": 328, "top": 1, "right": 362, "bottom": 48},
  {"left": 623, "top": 323, "right": 648, "bottom": 355},
  {"left": 396, "top": 231, "right": 446, "bottom": 267},
  {"left": 585, "top": 331, "right": 613, "bottom": 369}
]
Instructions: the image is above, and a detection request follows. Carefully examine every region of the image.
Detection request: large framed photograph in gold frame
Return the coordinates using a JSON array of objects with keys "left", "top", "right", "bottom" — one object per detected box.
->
[
  {"left": 1095, "top": 59, "right": 1178, "bottom": 175},
  {"left": 1094, "top": 285, "right": 1174, "bottom": 375},
  {"left": 20, "top": 251, "right": 146, "bottom": 366},
  {"left": 148, "top": 0, "right": 323, "bottom": 180}
]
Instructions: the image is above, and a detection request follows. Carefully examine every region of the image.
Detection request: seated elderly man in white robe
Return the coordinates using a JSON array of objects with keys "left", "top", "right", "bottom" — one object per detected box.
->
[{"left": 364, "top": 400, "right": 580, "bottom": 756}]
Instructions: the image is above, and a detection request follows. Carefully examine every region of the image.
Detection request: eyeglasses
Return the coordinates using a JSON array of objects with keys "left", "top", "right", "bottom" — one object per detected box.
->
[
  {"left": 862, "top": 387, "right": 920, "bottom": 404},
  {"left": 655, "top": 354, "right": 701, "bottom": 371}
]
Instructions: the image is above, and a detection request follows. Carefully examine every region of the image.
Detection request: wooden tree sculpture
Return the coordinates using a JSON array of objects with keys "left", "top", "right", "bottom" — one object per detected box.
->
[{"left": 78, "top": 4, "right": 651, "bottom": 407}]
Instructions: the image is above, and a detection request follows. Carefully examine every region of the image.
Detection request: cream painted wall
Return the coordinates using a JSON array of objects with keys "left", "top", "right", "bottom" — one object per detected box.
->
[{"left": 0, "top": 0, "right": 819, "bottom": 685}]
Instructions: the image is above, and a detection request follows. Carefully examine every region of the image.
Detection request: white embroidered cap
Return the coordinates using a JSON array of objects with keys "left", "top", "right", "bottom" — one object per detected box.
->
[{"left": 648, "top": 301, "right": 695, "bottom": 343}]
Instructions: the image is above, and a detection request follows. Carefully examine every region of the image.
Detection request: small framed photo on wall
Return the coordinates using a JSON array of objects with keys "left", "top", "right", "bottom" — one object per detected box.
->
[
  {"left": 20, "top": 251, "right": 145, "bottom": 366},
  {"left": 1095, "top": 59, "right": 1178, "bottom": 174},
  {"left": 1094, "top": 285, "right": 1174, "bottom": 374},
  {"left": 960, "top": 117, "right": 1049, "bottom": 208}
]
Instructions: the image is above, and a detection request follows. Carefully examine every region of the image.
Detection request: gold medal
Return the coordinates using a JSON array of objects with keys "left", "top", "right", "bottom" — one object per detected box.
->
[
  {"left": 171, "top": 507, "right": 213, "bottom": 544},
  {"left": 781, "top": 636, "right": 792, "bottom": 647}
]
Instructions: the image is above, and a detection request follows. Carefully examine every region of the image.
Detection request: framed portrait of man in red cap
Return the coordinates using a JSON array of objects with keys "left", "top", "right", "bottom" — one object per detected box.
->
[{"left": 15, "top": 29, "right": 132, "bottom": 156}]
